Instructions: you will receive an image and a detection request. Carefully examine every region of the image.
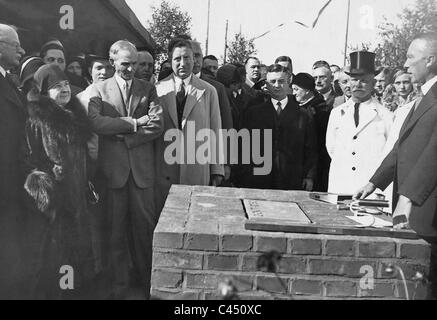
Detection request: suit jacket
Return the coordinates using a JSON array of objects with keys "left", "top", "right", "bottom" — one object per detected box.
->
[
  {"left": 324, "top": 88, "right": 339, "bottom": 109},
  {"left": 155, "top": 74, "right": 224, "bottom": 210},
  {"left": 333, "top": 95, "right": 348, "bottom": 108},
  {"left": 88, "top": 76, "right": 164, "bottom": 189},
  {"left": 0, "top": 74, "right": 27, "bottom": 207},
  {"left": 371, "top": 81, "right": 437, "bottom": 238},
  {"left": 200, "top": 74, "right": 233, "bottom": 130},
  {"left": 241, "top": 96, "right": 318, "bottom": 190}
]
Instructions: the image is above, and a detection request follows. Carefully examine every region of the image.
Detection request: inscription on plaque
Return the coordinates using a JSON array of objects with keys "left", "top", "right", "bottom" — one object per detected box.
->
[{"left": 244, "top": 199, "right": 312, "bottom": 224}]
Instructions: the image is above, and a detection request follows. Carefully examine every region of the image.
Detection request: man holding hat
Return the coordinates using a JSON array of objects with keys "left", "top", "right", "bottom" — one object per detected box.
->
[
  {"left": 292, "top": 73, "right": 331, "bottom": 192},
  {"left": 326, "top": 51, "right": 393, "bottom": 194}
]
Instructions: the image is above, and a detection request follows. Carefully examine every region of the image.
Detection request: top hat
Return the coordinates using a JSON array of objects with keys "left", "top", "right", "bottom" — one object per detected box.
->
[{"left": 345, "top": 51, "right": 376, "bottom": 76}]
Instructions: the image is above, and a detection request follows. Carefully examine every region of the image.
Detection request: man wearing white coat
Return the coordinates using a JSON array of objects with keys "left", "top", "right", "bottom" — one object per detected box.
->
[{"left": 326, "top": 51, "right": 393, "bottom": 194}]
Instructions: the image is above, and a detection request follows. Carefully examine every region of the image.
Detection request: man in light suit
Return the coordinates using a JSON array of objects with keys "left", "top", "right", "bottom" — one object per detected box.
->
[
  {"left": 355, "top": 33, "right": 437, "bottom": 299},
  {"left": 0, "top": 23, "right": 27, "bottom": 299},
  {"left": 88, "top": 40, "right": 164, "bottom": 299},
  {"left": 155, "top": 39, "right": 224, "bottom": 213}
]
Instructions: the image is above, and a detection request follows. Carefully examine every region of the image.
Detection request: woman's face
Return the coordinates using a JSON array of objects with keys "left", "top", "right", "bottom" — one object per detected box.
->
[
  {"left": 394, "top": 73, "right": 413, "bottom": 99},
  {"left": 48, "top": 80, "right": 71, "bottom": 106},
  {"left": 67, "top": 61, "right": 82, "bottom": 77},
  {"left": 292, "top": 84, "right": 310, "bottom": 103}
]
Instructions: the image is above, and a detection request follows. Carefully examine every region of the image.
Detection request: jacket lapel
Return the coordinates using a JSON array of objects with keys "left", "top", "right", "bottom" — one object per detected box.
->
[
  {"left": 354, "top": 106, "right": 378, "bottom": 136},
  {"left": 399, "top": 85, "right": 437, "bottom": 141},
  {"left": 0, "top": 75, "right": 23, "bottom": 109},
  {"left": 182, "top": 76, "right": 205, "bottom": 129},
  {"left": 161, "top": 76, "right": 179, "bottom": 128},
  {"left": 107, "top": 77, "right": 127, "bottom": 117},
  {"left": 129, "top": 78, "right": 142, "bottom": 116}
]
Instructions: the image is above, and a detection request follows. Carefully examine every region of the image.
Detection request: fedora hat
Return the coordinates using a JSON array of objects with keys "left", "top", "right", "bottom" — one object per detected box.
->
[{"left": 345, "top": 51, "right": 376, "bottom": 76}]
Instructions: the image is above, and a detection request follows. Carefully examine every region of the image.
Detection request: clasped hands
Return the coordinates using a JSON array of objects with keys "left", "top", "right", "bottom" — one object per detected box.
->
[{"left": 353, "top": 183, "right": 412, "bottom": 230}]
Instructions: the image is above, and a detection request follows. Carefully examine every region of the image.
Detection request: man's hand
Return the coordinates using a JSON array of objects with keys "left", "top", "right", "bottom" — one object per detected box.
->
[
  {"left": 392, "top": 195, "right": 412, "bottom": 230},
  {"left": 52, "top": 164, "right": 64, "bottom": 181},
  {"left": 224, "top": 166, "right": 231, "bottom": 181},
  {"left": 302, "top": 178, "right": 314, "bottom": 192},
  {"left": 136, "top": 115, "right": 150, "bottom": 127},
  {"left": 211, "top": 174, "right": 224, "bottom": 187},
  {"left": 353, "top": 182, "right": 376, "bottom": 200}
]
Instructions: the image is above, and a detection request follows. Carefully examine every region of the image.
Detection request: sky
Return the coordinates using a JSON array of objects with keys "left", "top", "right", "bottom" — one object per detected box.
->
[{"left": 126, "top": 0, "right": 417, "bottom": 72}]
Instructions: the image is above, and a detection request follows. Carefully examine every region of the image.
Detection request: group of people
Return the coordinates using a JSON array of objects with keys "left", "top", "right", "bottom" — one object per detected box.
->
[{"left": 1, "top": 21, "right": 437, "bottom": 299}]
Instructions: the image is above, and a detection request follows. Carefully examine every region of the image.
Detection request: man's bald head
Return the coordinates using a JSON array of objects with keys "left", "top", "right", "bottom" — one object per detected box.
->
[
  {"left": 0, "top": 24, "right": 25, "bottom": 70},
  {"left": 405, "top": 32, "right": 437, "bottom": 83}
]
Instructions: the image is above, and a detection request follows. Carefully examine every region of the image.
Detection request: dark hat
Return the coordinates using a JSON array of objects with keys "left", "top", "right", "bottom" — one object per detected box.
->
[
  {"left": 33, "top": 64, "right": 68, "bottom": 94},
  {"left": 216, "top": 64, "right": 241, "bottom": 88},
  {"left": 84, "top": 54, "right": 109, "bottom": 68},
  {"left": 67, "top": 55, "right": 85, "bottom": 66},
  {"left": 292, "top": 72, "right": 316, "bottom": 92},
  {"left": 19, "top": 56, "right": 45, "bottom": 87},
  {"left": 345, "top": 51, "right": 376, "bottom": 76}
]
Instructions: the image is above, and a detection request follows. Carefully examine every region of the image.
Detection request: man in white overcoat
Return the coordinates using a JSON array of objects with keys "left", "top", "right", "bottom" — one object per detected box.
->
[
  {"left": 326, "top": 51, "right": 393, "bottom": 194},
  {"left": 154, "top": 39, "right": 224, "bottom": 213}
]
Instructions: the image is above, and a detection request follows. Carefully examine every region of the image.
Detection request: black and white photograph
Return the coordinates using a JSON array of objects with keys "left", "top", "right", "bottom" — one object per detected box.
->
[{"left": 0, "top": 0, "right": 436, "bottom": 305}]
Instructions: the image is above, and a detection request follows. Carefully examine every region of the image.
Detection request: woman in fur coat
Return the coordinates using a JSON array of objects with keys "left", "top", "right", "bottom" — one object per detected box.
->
[{"left": 23, "top": 64, "right": 95, "bottom": 299}]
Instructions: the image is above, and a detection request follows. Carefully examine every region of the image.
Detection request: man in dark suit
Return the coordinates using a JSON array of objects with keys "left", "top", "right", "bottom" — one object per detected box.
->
[
  {"left": 191, "top": 41, "right": 234, "bottom": 183},
  {"left": 241, "top": 64, "right": 318, "bottom": 191},
  {"left": 355, "top": 33, "right": 437, "bottom": 299},
  {"left": 313, "top": 60, "right": 339, "bottom": 109},
  {"left": 0, "top": 23, "right": 26, "bottom": 299},
  {"left": 88, "top": 40, "right": 164, "bottom": 299}
]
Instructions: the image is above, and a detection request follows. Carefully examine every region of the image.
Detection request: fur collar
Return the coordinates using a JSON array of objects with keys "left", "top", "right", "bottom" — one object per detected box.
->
[{"left": 27, "top": 93, "right": 93, "bottom": 143}]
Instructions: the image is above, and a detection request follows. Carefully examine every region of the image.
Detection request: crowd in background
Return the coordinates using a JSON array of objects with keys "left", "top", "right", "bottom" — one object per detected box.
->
[{"left": 1, "top": 22, "right": 436, "bottom": 300}]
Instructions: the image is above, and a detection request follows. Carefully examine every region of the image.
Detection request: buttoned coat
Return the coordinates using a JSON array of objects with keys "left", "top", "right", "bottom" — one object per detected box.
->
[
  {"left": 371, "top": 82, "right": 437, "bottom": 237},
  {"left": 326, "top": 97, "right": 393, "bottom": 194},
  {"left": 154, "top": 74, "right": 224, "bottom": 211}
]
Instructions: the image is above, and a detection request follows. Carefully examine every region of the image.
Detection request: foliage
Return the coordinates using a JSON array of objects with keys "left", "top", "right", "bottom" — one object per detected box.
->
[
  {"left": 147, "top": 0, "right": 192, "bottom": 65},
  {"left": 226, "top": 32, "right": 257, "bottom": 65}
]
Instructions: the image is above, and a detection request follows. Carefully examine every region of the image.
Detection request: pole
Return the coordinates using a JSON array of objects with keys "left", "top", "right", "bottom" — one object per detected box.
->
[
  {"left": 344, "top": 0, "right": 351, "bottom": 66},
  {"left": 224, "top": 19, "right": 229, "bottom": 64},
  {"left": 206, "top": 0, "right": 211, "bottom": 55}
]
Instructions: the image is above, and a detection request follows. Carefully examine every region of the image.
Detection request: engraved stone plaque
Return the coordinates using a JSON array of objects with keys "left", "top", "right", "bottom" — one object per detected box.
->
[{"left": 244, "top": 199, "right": 312, "bottom": 224}]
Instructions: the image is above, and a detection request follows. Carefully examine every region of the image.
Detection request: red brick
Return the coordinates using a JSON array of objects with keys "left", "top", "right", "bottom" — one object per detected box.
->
[
  {"left": 150, "top": 288, "right": 200, "bottom": 300},
  {"left": 309, "top": 258, "right": 377, "bottom": 278},
  {"left": 291, "top": 279, "right": 322, "bottom": 296},
  {"left": 153, "top": 231, "right": 184, "bottom": 249},
  {"left": 399, "top": 243, "right": 431, "bottom": 261},
  {"left": 241, "top": 254, "right": 263, "bottom": 272},
  {"left": 277, "top": 256, "right": 307, "bottom": 274},
  {"left": 358, "top": 241, "right": 396, "bottom": 258},
  {"left": 325, "top": 239, "right": 355, "bottom": 257},
  {"left": 205, "top": 254, "right": 239, "bottom": 271},
  {"left": 395, "top": 280, "right": 416, "bottom": 300},
  {"left": 413, "top": 282, "right": 429, "bottom": 300},
  {"left": 290, "top": 239, "right": 322, "bottom": 255},
  {"left": 220, "top": 224, "right": 253, "bottom": 252},
  {"left": 237, "top": 292, "right": 275, "bottom": 300},
  {"left": 358, "top": 282, "right": 395, "bottom": 298},
  {"left": 185, "top": 272, "right": 219, "bottom": 289},
  {"left": 325, "top": 280, "right": 357, "bottom": 297},
  {"left": 185, "top": 233, "right": 219, "bottom": 251},
  {"left": 152, "top": 250, "right": 203, "bottom": 270},
  {"left": 151, "top": 269, "right": 183, "bottom": 288},
  {"left": 255, "top": 236, "right": 287, "bottom": 253},
  {"left": 256, "top": 275, "right": 290, "bottom": 294},
  {"left": 378, "top": 262, "right": 429, "bottom": 280}
]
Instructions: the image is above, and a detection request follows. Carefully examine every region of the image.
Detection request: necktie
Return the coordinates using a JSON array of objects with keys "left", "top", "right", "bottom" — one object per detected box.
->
[
  {"left": 123, "top": 81, "right": 130, "bottom": 112},
  {"left": 176, "top": 81, "right": 186, "bottom": 128},
  {"left": 354, "top": 103, "right": 360, "bottom": 127},
  {"left": 276, "top": 102, "right": 282, "bottom": 117}
]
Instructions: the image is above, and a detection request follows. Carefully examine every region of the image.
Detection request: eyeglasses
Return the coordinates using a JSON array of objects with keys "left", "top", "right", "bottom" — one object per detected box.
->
[{"left": 0, "top": 40, "right": 23, "bottom": 51}]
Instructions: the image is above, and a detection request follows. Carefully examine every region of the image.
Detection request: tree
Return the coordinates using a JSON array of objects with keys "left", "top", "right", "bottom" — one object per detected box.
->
[
  {"left": 375, "top": 0, "right": 437, "bottom": 68},
  {"left": 147, "top": 0, "right": 192, "bottom": 65},
  {"left": 226, "top": 32, "right": 257, "bottom": 65}
]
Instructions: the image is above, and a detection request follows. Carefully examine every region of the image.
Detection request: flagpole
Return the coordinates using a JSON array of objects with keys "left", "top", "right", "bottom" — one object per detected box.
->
[
  {"left": 224, "top": 19, "right": 229, "bottom": 64},
  {"left": 205, "top": 0, "right": 211, "bottom": 55},
  {"left": 344, "top": 0, "right": 351, "bottom": 66}
]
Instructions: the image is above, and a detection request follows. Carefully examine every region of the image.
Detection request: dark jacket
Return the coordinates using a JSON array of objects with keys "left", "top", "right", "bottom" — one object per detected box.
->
[
  {"left": 23, "top": 93, "right": 95, "bottom": 298},
  {"left": 241, "top": 95, "right": 318, "bottom": 190},
  {"left": 300, "top": 93, "right": 332, "bottom": 192},
  {"left": 371, "top": 82, "right": 437, "bottom": 238}
]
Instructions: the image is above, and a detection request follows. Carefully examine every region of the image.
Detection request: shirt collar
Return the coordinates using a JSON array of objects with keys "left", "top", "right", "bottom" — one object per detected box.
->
[
  {"left": 0, "top": 65, "right": 6, "bottom": 78},
  {"left": 246, "top": 78, "right": 255, "bottom": 88},
  {"left": 195, "top": 72, "right": 201, "bottom": 78},
  {"left": 421, "top": 75, "right": 437, "bottom": 96},
  {"left": 271, "top": 97, "right": 288, "bottom": 110},
  {"left": 299, "top": 95, "right": 315, "bottom": 106},
  {"left": 174, "top": 73, "right": 192, "bottom": 88},
  {"left": 322, "top": 89, "right": 332, "bottom": 101},
  {"left": 114, "top": 73, "right": 132, "bottom": 89}
]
